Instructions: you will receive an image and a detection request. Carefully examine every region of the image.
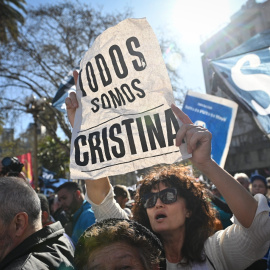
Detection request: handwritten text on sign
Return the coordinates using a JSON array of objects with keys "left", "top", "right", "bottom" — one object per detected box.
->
[{"left": 70, "top": 18, "right": 191, "bottom": 180}]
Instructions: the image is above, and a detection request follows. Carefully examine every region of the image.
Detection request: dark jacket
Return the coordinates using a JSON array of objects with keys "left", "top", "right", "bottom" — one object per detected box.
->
[{"left": 0, "top": 221, "right": 74, "bottom": 270}]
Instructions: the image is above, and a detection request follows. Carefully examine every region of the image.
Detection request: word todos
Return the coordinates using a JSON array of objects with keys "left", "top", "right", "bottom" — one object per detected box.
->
[{"left": 78, "top": 36, "right": 147, "bottom": 113}]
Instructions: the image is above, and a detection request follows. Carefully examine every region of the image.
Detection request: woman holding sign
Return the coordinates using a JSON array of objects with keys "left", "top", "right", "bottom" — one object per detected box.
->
[{"left": 66, "top": 71, "right": 270, "bottom": 270}]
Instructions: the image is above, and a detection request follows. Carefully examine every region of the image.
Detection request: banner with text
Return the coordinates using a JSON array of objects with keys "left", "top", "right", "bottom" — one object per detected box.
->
[
  {"left": 70, "top": 18, "right": 191, "bottom": 180},
  {"left": 182, "top": 91, "right": 238, "bottom": 168}
]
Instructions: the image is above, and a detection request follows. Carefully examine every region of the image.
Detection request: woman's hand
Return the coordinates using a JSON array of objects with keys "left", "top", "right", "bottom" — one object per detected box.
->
[
  {"left": 171, "top": 103, "right": 212, "bottom": 169},
  {"left": 171, "top": 104, "right": 257, "bottom": 228},
  {"left": 65, "top": 70, "right": 111, "bottom": 201},
  {"left": 65, "top": 71, "right": 79, "bottom": 128}
]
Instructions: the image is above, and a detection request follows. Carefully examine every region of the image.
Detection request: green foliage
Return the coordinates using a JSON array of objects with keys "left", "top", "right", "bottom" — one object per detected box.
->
[
  {"left": 38, "top": 135, "right": 70, "bottom": 178},
  {"left": 0, "top": 0, "right": 26, "bottom": 43},
  {"left": 0, "top": 135, "right": 28, "bottom": 158},
  {"left": 0, "top": 1, "right": 185, "bottom": 165},
  {"left": 0, "top": 1, "right": 132, "bottom": 156}
]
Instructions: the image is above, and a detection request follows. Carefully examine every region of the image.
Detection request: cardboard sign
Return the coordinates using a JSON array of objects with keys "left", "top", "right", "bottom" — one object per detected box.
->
[
  {"left": 182, "top": 91, "right": 238, "bottom": 168},
  {"left": 70, "top": 18, "right": 191, "bottom": 180}
]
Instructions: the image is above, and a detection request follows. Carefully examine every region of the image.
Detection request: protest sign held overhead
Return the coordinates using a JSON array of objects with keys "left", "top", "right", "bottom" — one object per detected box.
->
[
  {"left": 182, "top": 91, "right": 238, "bottom": 168},
  {"left": 70, "top": 18, "right": 191, "bottom": 180}
]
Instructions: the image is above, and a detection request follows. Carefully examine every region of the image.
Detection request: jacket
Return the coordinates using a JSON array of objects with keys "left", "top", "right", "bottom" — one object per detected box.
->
[
  {"left": 71, "top": 200, "right": 95, "bottom": 244},
  {"left": 0, "top": 221, "right": 74, "bottom": 270}
]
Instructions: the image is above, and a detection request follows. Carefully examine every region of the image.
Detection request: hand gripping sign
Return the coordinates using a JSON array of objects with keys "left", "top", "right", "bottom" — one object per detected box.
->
[{"left": 70, "top": 18, "right": 191, "bottom": 180}]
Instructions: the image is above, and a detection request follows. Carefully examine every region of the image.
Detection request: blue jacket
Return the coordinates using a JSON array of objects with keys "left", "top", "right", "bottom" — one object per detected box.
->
[{"left": 72, "top": 200, "right": 95, "bottom": 244}]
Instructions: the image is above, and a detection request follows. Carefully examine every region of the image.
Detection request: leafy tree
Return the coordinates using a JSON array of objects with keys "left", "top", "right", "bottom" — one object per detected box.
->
[
  {"left": 159, "top": 35, "right": 186, "bottom": 104},
  {"left": 0, "top": 1, "right": 185, "bottom": 159},
  {"left": 0, "top": 0, "right": 26, "bottom": 44},
  {"left": 0, "top": 1, "right": 132, "bottom": 155},
  {"left": 38, "top": 135, "right": 70, "bottom": 178},
  {"left": 0, "top": 127, "right": 29, "bottom": 157}
]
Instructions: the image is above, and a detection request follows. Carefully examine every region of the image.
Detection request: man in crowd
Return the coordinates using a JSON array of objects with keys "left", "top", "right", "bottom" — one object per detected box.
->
[
  {"left": 56, "top": 181, "right": 95, "bottom": 244},
  {"left": 0, "top": 176, "right": 74, "bottom": 269},
  {"left": 38, "top": 193, "right": 54, "bottom": 227},
  {"left": 250, "top": 174, "right": 269, "bottom": 198},
  {"left": 114, "top": 184, "right": 132, "bottom": 217},
  {"left": 234, "top": 172, "right": 250, "bottom": 192},
  {"left": 210, "top": 184, "right": 232, "bottom": 229},
  {"left": 247, "top": 174, "right": 270, "bottom": 269},
  {"left": 49, "top": 193, "right": 69, "bottom": 227}
]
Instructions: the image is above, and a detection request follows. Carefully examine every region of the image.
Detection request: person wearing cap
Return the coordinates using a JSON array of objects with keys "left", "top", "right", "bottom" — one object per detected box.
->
[
  {"left": 248, "top": 174, "right": 270, "bottom": 270},
  {"left": 74, "top": 218, "right": 164, "bottom": 270},
  {"left": 250, "top": 174, "right": 269, "bottom": 198}
]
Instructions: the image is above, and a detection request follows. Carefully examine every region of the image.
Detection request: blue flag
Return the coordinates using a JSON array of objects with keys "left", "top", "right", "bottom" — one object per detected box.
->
[{"left": 211, "top": 30, "right": 270, "bottom": 137}]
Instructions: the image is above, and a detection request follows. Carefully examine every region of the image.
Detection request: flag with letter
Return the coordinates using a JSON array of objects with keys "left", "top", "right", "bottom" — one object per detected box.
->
[
  {"left": 69, "top": 18, "right": 191, "bottom": 180},
  {"left": 211, "top": 30, "right": 270, "bottom": 137}
]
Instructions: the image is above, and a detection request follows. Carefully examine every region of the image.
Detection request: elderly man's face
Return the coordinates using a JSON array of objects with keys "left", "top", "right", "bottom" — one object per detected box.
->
[
  {"left": 0, "top": 220, "right": 13, "bottom": 262},
  {"left": 87, "top": 242, "right": 148, "bottom": 270},
  {"left": 237, "top": 177, "right": 250, "bottom": 190}
]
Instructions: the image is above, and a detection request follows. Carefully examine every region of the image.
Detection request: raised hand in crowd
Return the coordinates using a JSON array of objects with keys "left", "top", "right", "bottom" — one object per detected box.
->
[{"left": 65, "top": 70, "right": 270, "bottom": 270}]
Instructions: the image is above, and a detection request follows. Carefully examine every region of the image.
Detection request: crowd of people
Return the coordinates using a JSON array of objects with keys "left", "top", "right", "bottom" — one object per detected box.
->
[{"left": 0, "top": 71, "right": 270, "bottom": 269}]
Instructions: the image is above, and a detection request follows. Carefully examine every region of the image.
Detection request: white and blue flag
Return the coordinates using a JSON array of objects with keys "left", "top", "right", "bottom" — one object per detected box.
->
[{"left": 211, "top": 30, "right": 270, "bottom": 137}]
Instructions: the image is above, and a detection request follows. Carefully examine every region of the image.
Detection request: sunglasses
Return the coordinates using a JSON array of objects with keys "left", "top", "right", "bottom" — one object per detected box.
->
[{"left": 142, "top": 188, "right": 178, "bottom": 208}]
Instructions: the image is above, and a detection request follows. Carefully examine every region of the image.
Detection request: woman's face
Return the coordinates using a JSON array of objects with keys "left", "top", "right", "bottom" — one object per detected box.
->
[
  {"left": 251, "top": 179, "right": 267, "bottom": 196},
  {"left": 146, "top": 182, "right": 190, "bottom": 237}
]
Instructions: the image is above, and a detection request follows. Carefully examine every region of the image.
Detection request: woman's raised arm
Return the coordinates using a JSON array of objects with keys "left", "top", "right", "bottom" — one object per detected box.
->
[
  {"left": 66, "top": 71, "right": 111, "bottom": 205},
  {"left": 171, "top": 104, "right": 257, "bottom": 228}
]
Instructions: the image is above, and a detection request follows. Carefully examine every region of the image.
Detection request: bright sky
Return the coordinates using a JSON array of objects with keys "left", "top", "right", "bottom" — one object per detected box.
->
[
  {"left": 25, "top": 0, "right": 250, "bottom": 94},
  {"left": 21, "top": 0, "right": 256, "bottom": 138},
  {"left": 93, "top": 0, "right": 248, "bottom": 94}
]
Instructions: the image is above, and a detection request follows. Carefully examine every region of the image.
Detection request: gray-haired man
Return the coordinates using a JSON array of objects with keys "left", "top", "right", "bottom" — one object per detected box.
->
[{"left": 0, "top": 176, "right": 74, "bottom": 269}]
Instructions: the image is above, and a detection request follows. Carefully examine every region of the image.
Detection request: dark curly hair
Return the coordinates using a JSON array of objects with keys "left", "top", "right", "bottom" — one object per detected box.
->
[{"left": 132, "top": 165, "right": 216, "bottom": 265}]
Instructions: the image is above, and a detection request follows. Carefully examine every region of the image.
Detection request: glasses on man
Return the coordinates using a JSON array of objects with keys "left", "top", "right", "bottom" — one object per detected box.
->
[{"left": 142, "top": 188, "right": 178, "bottom": 208}]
